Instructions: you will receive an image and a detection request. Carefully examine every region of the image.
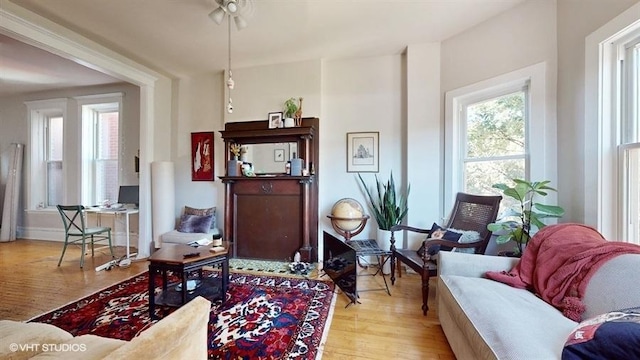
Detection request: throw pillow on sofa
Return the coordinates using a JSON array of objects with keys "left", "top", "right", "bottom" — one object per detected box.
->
[
  {"left": 177, "top": 214, "right": 213, "bottom": 233},
  {"left": 184, "top": 206, "right": 216, "bottom": 229},
  {"left": 562, "top": 306, "right": 640, "bottom": 360}
]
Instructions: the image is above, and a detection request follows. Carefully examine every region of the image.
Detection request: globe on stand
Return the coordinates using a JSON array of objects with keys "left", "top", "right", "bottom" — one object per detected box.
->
[{"left": 327, "top": 198, "right": 369, "bottom": 241}]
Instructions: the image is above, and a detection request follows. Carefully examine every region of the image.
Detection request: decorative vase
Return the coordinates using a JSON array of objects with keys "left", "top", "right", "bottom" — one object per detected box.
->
[
  {"left": 227, "top": 159, "right": 241, "bottom": 176},
  {"left": 284, "top": 118, "right": 295, "bottom": 128}
]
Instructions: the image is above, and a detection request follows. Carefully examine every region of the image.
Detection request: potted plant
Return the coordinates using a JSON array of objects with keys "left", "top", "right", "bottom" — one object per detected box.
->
[
  {"left": 357, "top": 172, "right": 410, "bottom": 273},
  {"left": 487, "top": 179, "right": 565, "bottom": 255},
  {"left": 283, "top": 98, "right": 298, "bottom": 127},
  {"left": 227, "top": 143, "right": 242, "bottom": 176}
]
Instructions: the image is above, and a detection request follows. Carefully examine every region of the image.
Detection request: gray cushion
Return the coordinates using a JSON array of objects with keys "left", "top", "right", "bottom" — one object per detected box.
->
[
  {"left": 176, "top": 214, "right": 213, "bottom": 233},
  {"left": 439, "top": 275, "right": 577, "bottom": 360}
]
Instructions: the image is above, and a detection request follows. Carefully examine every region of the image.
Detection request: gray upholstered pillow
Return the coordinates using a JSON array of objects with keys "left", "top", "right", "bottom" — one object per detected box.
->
[
  {"left": 184, "top": 206, "right": 215, "bottom": 216},
  {"left": 184, "top": 206, "right": 216, "bottom": 229},
  {"left": 177, "top": 214, "right": 213, "bottom": 233}
]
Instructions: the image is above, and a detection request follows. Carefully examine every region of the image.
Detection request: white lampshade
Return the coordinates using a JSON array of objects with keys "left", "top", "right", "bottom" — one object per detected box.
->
[
  {"left": 234, "top": 15, "right": 247, "bottom": 30},
  {"left": 208, "top": 8, "right": 226, "bottom": 25},
  {"left": 226, "top": 1, "right": 238, "bottom": 14}
]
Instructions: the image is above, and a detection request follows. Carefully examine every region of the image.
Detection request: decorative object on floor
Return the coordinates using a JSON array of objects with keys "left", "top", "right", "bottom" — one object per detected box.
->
[
  {"left": 0, "top": 143, "right": 23, "bottom": 242},
  {"left": 327, "top": 198, "right": 369, "bottom": 241},
  {"left": 346, "top": 132, "right": 379, "bottom": 172},
  {"left": 29, "top": 270, "right": 335, "bottom": 360},
  {"left": 487, "top": 178, "right": 565, "bottom": 255},
  {"left": 229, "top": 258, "right": 317, "bottom": 277},
  {"left": 288, "top": 261, "right": 312, "bottom": 275},
  {"left": 191, "top": 132, "right": 214, "bottom": 181}
]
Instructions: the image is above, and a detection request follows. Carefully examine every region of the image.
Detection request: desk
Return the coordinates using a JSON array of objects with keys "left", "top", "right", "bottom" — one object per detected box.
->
[{"left": 85, "top": 207, "right": 139, "bottom": 260}]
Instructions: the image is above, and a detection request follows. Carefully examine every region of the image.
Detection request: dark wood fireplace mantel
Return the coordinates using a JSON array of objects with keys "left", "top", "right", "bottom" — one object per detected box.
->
[{"left": 219, "top": 118, "right": 319, "bottom": 262}]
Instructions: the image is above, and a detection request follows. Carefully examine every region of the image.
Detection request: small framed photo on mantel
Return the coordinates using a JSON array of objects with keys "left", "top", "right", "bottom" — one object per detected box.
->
[
  {"left": 268, "top": 112, "right": 283, "bottom": 129},
  {"left": 346, "top": 131, "right": 379, "bottom": 173}
]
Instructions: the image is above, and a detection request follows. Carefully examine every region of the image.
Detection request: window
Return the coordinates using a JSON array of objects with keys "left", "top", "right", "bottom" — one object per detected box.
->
[
  {"left": 78, "top": 95, "right": 122, "bottom": 206},
  {"left": 46, "top": 116, "right": 63, "bottom": 207},
  {"left": 26, "top": 98, "right": 68, "bottom": 209},
  {"left": 444, "top": 62, "right": 554, "bottom": 213},
  {"left": 617, "top": 33, "right": 640, "bottom": 243},
  {"left": 463, "top": 89, "right": 527, "bottom": 197},
  {"left": 586, "top": 6, "right": 640, "bottom": 243}
]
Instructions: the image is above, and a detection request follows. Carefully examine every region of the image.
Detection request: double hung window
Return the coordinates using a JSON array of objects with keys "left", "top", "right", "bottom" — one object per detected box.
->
[
  {"left": 79, "top": 96, "right": 122, "bottom": 206},
  {"left": 445, "top": 63, "right": 552, "bottom": 213}
]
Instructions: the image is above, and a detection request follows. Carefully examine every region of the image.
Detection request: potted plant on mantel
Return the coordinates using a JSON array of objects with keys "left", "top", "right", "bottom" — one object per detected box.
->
[
  {"left": 283, "top": 98, "right": 298, "bottom": 128},
  {"left": 357, "top": 172, "right": 410, "bottom": 273},
  {"left": 487, "top": 178, "right": 565, "bottom": 256}
]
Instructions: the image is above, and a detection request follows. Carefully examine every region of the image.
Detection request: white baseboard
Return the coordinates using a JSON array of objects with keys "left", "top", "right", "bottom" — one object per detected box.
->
[{"left": 17, "top": 226, "right": 137, "bottom": 248}]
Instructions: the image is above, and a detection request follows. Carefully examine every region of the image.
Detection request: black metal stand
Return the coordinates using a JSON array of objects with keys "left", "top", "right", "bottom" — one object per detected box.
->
[{"left": 346, "top": 239, "right": 392, "bottom": 296}]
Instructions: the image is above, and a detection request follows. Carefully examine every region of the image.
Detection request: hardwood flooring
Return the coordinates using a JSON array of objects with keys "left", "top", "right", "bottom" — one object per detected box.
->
[{"left": 0, "top": 240, "right": 455, "bottom": 359}]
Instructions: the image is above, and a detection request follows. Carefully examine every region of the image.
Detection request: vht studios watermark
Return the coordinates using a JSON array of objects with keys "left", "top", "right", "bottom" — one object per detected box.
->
[{"left": 9, "top": 343, "right": 87, "bottom": 353}]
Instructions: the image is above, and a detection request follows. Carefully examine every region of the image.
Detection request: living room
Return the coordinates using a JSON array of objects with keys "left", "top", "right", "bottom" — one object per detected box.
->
[
  {"left": 2, "top": 0, "right": 638, "bottom": 256},
  {"left": 1, "top": 0, "right": 640, "bottom": 358}
]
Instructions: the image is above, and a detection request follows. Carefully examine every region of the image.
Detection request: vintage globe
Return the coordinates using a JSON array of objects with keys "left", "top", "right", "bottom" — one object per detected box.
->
[{"left": 330, "top": 198, "right": 366, "bottom": 232}]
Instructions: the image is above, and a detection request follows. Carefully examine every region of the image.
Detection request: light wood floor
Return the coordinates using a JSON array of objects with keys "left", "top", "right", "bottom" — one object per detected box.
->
[{"left": 0, "top": 240, "right": 455, "bottom": 359}]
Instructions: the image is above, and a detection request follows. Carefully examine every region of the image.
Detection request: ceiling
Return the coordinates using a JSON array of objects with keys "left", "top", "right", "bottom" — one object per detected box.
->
[{"left": 1, "top": 0, "right": 525, "bottom": 97}]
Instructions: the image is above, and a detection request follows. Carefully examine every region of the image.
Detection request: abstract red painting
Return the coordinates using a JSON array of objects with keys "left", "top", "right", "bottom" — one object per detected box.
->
[{"left": 191, "top": 132, "right": 214, "bottom": 181}]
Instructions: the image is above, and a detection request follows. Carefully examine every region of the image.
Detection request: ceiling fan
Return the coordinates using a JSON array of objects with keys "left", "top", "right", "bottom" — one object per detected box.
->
[{"left": 208, "top": 0, "right": 254, "bottom": 30}]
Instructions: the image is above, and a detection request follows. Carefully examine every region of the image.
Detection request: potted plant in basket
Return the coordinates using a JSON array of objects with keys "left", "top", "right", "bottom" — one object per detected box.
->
[
  {"left": 487, "top": 179, "right": 565, "bottom": 256},
  {"left": 357, "top": 172, "right": 410, "bottom": 273}
]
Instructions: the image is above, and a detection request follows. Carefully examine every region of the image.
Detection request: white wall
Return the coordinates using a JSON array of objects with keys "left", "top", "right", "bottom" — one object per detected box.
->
[
  {"left": 441, "top": 0, "right": 559, "bottom": 214},
  {"left": 171, "top": 60, "right": 322, "bottom": 229},
  {"left": 557, "top": 0, "right": 639, "bottom": 225},
  {"left": 321, "top": 54, "right": 405, "bottom": 244},
  {"left": 171, "top": 72, "right": 225, "bottom": 228}
]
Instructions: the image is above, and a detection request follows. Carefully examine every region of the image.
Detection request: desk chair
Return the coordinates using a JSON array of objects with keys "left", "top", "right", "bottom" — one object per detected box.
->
[
  {"left": 389, "top": 193, "right": 502, "bottom": 315},
  {"left": 56, "top": 205, "right": 115, "bottom": 268}
]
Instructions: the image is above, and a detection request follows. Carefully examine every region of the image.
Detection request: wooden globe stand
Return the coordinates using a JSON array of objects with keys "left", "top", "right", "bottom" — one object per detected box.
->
[{"left": 327, "top": 215, "right": 369, "bottom": 241}]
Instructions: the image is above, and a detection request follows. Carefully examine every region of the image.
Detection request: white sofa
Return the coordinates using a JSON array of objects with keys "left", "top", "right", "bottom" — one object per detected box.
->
[
  {"left": 437, "top": 251, "right": 640, "bottom": 360},
  {"left": 160, "top": 228, "right": 219, "bottom": 245}
]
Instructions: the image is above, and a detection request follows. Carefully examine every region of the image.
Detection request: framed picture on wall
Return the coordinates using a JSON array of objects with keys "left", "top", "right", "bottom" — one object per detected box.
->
[
  {"left": 346, "top": 132, "right": 379, "bottom": 173},
  {"left": 191, "top": 132, "right": 215, "bottom": 181},
  {"left": 274, "top": 149, "right": 285, "bottom": 162}
]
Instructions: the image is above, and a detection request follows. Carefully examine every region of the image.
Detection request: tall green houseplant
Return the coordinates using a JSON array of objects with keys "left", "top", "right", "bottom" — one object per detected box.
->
[
  {"left": 357, "top": 172, "right": 410, "bottom": 230},
  {"left": 488, "top": 179, "right": 565, "bottom": 255}
]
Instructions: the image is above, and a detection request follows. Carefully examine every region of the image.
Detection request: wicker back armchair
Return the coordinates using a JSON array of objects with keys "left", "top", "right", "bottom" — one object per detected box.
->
[{"left": 389, "top": 192, "right": 502, "bottom": 315}]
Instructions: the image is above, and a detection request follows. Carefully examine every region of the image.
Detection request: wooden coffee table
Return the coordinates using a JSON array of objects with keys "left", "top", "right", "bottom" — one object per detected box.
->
[{"left": 148, "top": 242, "right": 229, "bottom": 319}]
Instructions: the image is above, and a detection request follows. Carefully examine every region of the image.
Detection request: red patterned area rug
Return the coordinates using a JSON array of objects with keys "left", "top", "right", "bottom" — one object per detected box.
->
[{"left": 29, "top": 271, "right": 336, "bottom": 360}]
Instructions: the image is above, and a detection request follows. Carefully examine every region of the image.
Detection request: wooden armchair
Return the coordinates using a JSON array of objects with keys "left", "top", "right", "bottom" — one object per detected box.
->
[{"left": 389, "top": 193, "right": 502, "bottom": 315}]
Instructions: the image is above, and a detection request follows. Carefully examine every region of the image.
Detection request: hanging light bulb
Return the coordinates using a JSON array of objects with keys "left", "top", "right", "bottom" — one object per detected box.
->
[{"left": 227, "top": 70, "right": 234, "bottom": 90}]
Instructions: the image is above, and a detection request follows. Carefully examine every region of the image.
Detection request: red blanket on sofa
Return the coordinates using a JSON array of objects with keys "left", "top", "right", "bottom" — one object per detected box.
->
[{"left": 485, "top": 223, "right": 640, "bottom": 321}]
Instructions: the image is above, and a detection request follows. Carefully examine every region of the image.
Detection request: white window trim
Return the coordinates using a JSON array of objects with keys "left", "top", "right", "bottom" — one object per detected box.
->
[
  {"left": 444, "top": 62, "right": 554, "bottom": 212},
  {"left": 585, "top": 2, "right": 640, "bottom": 239},
  {"left": 25, "top": 98, "right": 68, "bottom": 210}
]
